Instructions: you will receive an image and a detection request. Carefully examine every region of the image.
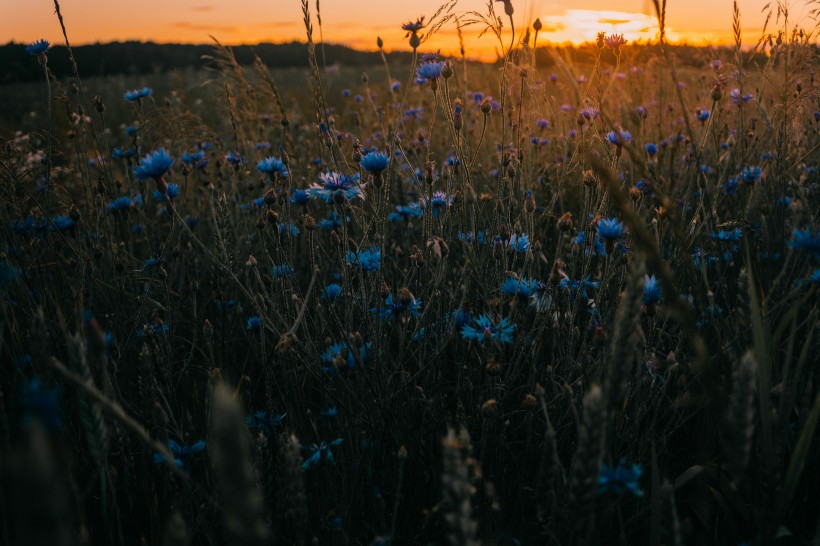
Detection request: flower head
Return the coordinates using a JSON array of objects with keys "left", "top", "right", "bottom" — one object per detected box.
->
[
  {"left": 257, "top": 156, "right": 288, "bottom": 177},
  {"left": 416, "top": 61, "right": 445, "bottom": 83},
  {"left": 322, "top": 341, "right": 370, "bottom": 371},
  {"left": 302, "top": 438, "right": 344, "bottom": 470},
  {"left": 372, "top": 293, "right": 422, "bottom": 321},
  {"left": 788, "top": 228, "right": 820, "bottom": 260},
  {"left": 26, "top": 39, "right": 50, "bottom": 56},
  {"left": 643, "top": 274, "right": 662, "bottom": 305},
  {"left": 606, "top": 130, "right": 632, "bottom": 145},
  {"left": 461, "top": 314, "right": 515, "bottom": 345},
  {"left": 310, "top": 172, "right": 364, "bottom": 203},
  {"left": 346, "top": 246, "right": 381, "bottom": 272},
  {"left": 729, "top": 88, "right": 754, "bottom": 105},
  {"left": 360, "top": 151, "right": 389, "bottom": 175},
  {"left": 402, "top": 17, "right": 425, "bottom": 32},
  {"left": 322, "top": 283, "right": 343, "bottom": 302},
  {"left": 501, "top": 276, "right": 539, "bottom": 301},
  {"left": 153, "top": 439, "right": 206, "bottom": 469},
  {"left": 133, "top": 148, "right": 174, "bottom": 180},
  {"left": 598, "top": 459, "right": 644, "bottom": 496},
  {"left": 124, "top": 87, "right": 153, "bottom": 102},
  {"left": 596, "top": 218, "right": 625, "bottom": 241},
  {"left": 604, "top": 33, "right": 627, "bottom": 48},
  {"left": 507, "top": 233, "right": 530, "bottom": 253},
  {"left": 246, "top": 315, "right": 262, "bottom": 331}
]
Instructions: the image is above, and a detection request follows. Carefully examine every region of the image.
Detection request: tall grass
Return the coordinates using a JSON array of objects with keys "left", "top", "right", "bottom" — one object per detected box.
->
[{"left": 1, "top": 0, "right": 819, "bottom": 544}]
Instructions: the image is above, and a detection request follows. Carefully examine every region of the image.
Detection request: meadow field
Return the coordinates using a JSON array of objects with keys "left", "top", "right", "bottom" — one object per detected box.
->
[{"left": 1, "top": 0, "right": 820, "bottom": 544}]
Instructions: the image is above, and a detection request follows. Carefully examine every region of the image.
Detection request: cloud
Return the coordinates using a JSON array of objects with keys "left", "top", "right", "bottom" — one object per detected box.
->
[
  {"left": 536, "top": 10, "right": 677, "bottom": 43},
  {"left": 191, "top": 5, "right": 214, "bottom": 12}
]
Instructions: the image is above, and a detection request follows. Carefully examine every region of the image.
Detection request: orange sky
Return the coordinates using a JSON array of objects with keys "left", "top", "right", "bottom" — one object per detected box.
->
[{"left": 0, "top": 0, "right": 804, "bottom": 58}]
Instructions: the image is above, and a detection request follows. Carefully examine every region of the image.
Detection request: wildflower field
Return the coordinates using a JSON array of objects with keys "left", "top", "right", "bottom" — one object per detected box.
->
[{"left": 2, "top": 0, "right": 820, "bottom": 544}]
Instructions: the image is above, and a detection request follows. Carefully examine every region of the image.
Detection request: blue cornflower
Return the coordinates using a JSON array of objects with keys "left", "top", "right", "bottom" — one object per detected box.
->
[
  {"left": 153, "top": 439, "right": 206, "bottom": 469},
  {"left": 696, "top": 109, "right": 710, "bottom": 122},
  {"left": 788, "top": 228, "right": 820, "bottom": 260},
  {"left": 18, "top": 378, "right": 62, "bottom": 431},
  {"left": 290, "top": 189, "right": 311, "bottom": 206},
  {"left": 257, "top": 156, "right": 288, "bottom": 177},
  {"left": 321, "top": 406, "right": 338, "bottom": 418},
  {"left": 112, "top": 147, "right": 136, "bottom": 159},
  {"left": 181, "top": 150, "right": 204, "bottom": 164},
  {"left": 722, "top": 177, "right": 739, "bottom": 195},
  {"left": 388, "top": 202, "right": 423, "bottom": 223},
  {"left": 501, "top": 277, "right": 539, "bottom": 301},
  {"left": 124, "top": 87, "right": 153, "bottom": 102},
  {"left": 141, "top": 258, "right": 163, "bottom": 271},
  {"left": 322, "top": 283, "right": 343, "bottom": 302},
  {"left": 422, "top": 191, "right": 452, "bottom": 217},
  {"left": 711, "top": 228, "right": 743, "bottom": 242},
  {"left": 360, "top": 151, "right": 389, "bottom": 175},
  {"left": 635, "top": 179, "right": 653, "bottom": 195},
  {"left": 225, "top": 151, "right": 243, "bottom": 165},
  {"left": 106, "top": 194, "right": 142, "bottom": 213},
  {"left": 457, "top": 231, "right": 486, "bottom": 244},
  {"left": 416, "top": 61, "right": 445, "bottom": 83},
  {"left": 278, "top": 222, "right": 300, "bottom": 237},
  {"left": 321, "top": 341, "right": 370, "bottom": 371},
  {"left": 606, "top": 130, "right": 632, "bottom": 145},
  {"left": 598, "top": 459, "right": 644, "bottom": 496},
  {"left": 559, "top": 277, "right": 600, "bottom": 299},
  {"left": 246, "top": 410, "right": 284, "bottom": 432},
  {"left": 346, "top": 246, "right": 380, "bottom": 272},
  {"left": 404, "top": 107, "right": 424, "bottom": 120},
  {"left": 597, "top": 218, "right": 625, "bottom": 242},
  {"left": 26, "top": 39, "right": 50, "bottom": 56},
  {"left": 48, "top": 215, "right": 75, "bottom": 232},
  {"left": 645, "top": 143, "right": 658, "bottom": 157},
  {"left": 310, "top": 172, "right": 364, "bottom": 203},
  {"left": 572, "top": 231, "right": 607, "bottom": 257},
  {"left": 137, "top": 321, "right": 169, "bottom": 338},
  {"left": 807, "top": 268, "right": 820, "bottom": 284},
  {"left": 580, "top": 106, "right": 599, "bottom": 120},
  {"left": 530, "top": 281, "right": 552, "bottom": 312},
  {"left": 318, "top": 211, "right": 347, "bottom": 230},
  {"left": 302, "top": 438, "right": 344, "bottom": 470},
  {"left": 449, "top": 309, "right": 472, "bottom": 328},
  {"left": 271, "top": 264, "right": 293, "bottom": 278},
  {"left": 246, "top": 315, "right": 262, "bottom": 331},
  {"left": 729, "top": 88, "right": 754, "bottom": 105},
  {"left": 133, "top": 148, "right": 174, "bottom": 180},
  {"left": 643, "top": 274, "right": 662, "bottom": 305},
  {"left": 460, "top": 314, "right": 515, "bottom": 345},
  {"left": 152, "top": 183, "right": 180, "bottom": 201},
  {"left": 741, "top": 165, "right": 762, "bottom": 184},
  {"left": 508, "top": 233, "right": 530, "bottom": 253},
  {"left": 372, "top": 293, "right": 422, "bottom": 321}
]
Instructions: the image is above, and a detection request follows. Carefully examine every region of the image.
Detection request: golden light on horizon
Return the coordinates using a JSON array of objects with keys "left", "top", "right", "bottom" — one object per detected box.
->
[
  {"left": 535, "top": 10, "right": 672, "bottom": 44},
  {"left": 0, "top": 0, "right": 785, "bottom": 60}
]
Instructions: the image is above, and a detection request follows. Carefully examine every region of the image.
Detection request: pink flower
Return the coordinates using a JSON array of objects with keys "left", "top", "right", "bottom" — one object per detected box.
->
[{"left": 604, "top": 34, "right": 628, "bottom": 48}]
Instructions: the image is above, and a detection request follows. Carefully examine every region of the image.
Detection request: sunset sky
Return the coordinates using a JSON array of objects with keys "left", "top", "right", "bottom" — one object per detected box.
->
[{"left": 0, "top": 0, "right": 803, "bottom": 58}]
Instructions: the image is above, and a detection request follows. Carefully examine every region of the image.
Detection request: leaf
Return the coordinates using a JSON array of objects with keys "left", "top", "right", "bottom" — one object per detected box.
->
[{"left": 775, "top": 391, "right": 820, "bottom": 526}]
